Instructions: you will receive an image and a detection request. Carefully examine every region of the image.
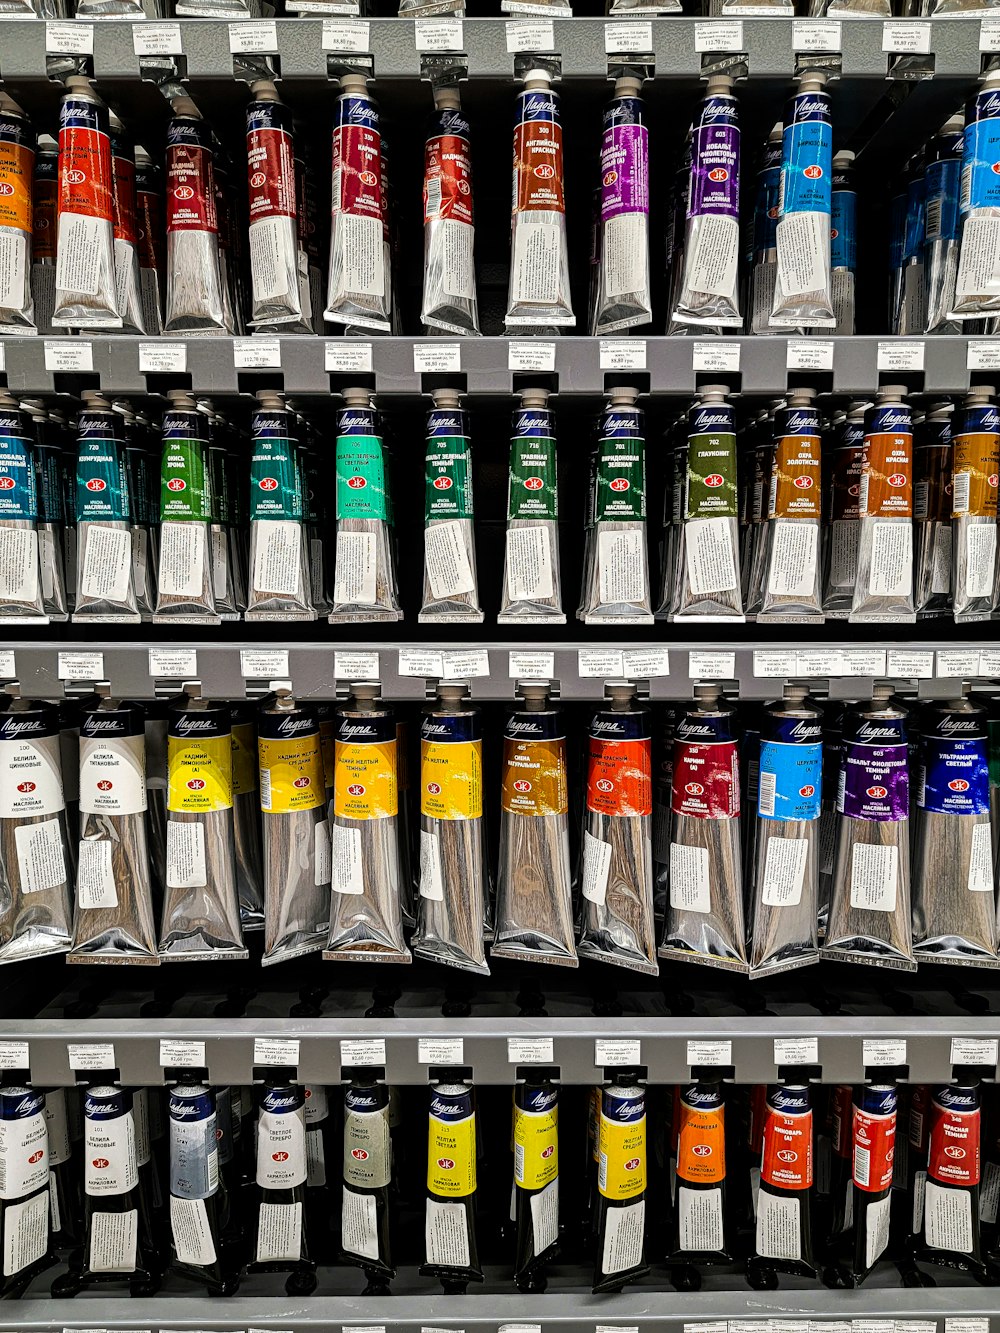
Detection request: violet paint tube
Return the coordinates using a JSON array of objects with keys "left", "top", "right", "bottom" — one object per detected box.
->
[{"left": 594, "top": 76, "right": 651, "bottom": 335}]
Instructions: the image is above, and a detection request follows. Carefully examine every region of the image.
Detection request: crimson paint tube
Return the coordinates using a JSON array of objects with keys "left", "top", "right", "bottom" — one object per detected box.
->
[
  {"left": 752, "top": 1083, "right": 815, "bottom": 1278},
  {"left": 513, "top": 1074, "right": 559, "bottom": 1289},
  {"left": 826, "top": 1083, "right": 854, "bottom": 1242},
  {"left": 0, "top": 1085, "right": 54, "bottom": 1294},
  {"left": 163, "top": 98, "right": 226, "bottom": 334},
  {"left": 593, "top": 1073, "right": 648, "bottom": 1293},
  {"left": 134, "top": 146, "right": 164, "bottom": 335},
  {"left": 917, "top": 1082, "right": 985, "bottom": 1275},
  {"left": 671, "top": 1079, "right": 730, "bottom": 1266},
  {"left": 845, "top": 1083, "right": 896, "bottom": 1283},
  {"left": 246, "top": 82, "right": 303, "bottom": 329},
  {"left": 421, "top": 86, "right": 479, "bottom": 336},
  {"left": 30, "top": 133, "right": 57, "bottom": 335},
  {"left": 108, "top": 111, "right": 145, "bottom": 334}
]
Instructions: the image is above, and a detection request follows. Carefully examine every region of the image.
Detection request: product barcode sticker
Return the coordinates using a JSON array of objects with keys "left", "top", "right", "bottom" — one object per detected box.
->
[
  {"left": 441, "top": 648, "right": 491, "bottom": 679},
  {"left": 507, "top": 1038, "right": 553, "bottom": 1064},
  {"left": 862, "top": 1038, "right": 907, "bottom": 1066},
  {"left": 228, "top": 18, "right": 277, "bottom": 51},
  {"left": 321, "top": 18, "right": 370, "bottom": 52},
  {"left": 508, "top": 340, "right": 556, "bottom": 371},
  {"left": 599, "top": 339, "right": 646, "bottom": 370},
  {"left": 950, "top": 1038, "right": 998, "bottom": 1066},
  {"left": 967, "top": 339, "right": 1000, "bottom": 369},
  {"left": 786, "top": 338, "right": 834, "bottom": 370},
  {"left": 840, "top": 649, "right": 887, "bottom": 676},
  {"left": 414, "top": 18, "right": 464, "bottom": 51},
  {"left": 881, "top": 19, "right": 931, "bottom": 52},
  {"left": 694, "top": 19, "right": 743, "bottom": 50},
  {"left": 46, "top": 20, "right": 93, "bottom": 52},
  {"left": 414, "top": 343, "right": 461, "bottom": 373},
  {"left": 0, "top": 1042, "right": 28, "bottom": 1070},
  {"left": 604, "top": 20, "right": 652, "bottom": 52},
  {"left": 980, "top": 16, "right": 1000, "bottom": 49},
  {"left": 753, "top": 650, "right": 797, "bottom": 678},
  {"left": 693, "top": 341, "right": 740, "bottom": 372},
  {"left": 773, "top": 1037, "right": 819, "bottom": 1065},
  {"left": 398, "top": 649, "right": 445, "bottom": 678},
  {"left": 936, "top": 649, "right": 981, "bottom": 678},
  {"left": 688, "top": 651, "right": 735, "bottom": 680},
  {"left": 595, "top": 1039, "right": 641, "bottom": 1066},
  {"left": 578, "top": 649, "right": 624, "bottom": 679},
  {"left": 253, "top": 1038, "right": 300, "bottom": 1067},
  {"left": 132, "top": 21, "right": 183, "bottom": 54},
  {"left": 138, "top": 342, "right": 187, "bottom": 373},
  {"left": 158, "top": 1039, "right": 206, "bottom": 1068},
  {"left": 68, "top": 1043, "right": 116, "bottom": 1071},
  {"left": 686, "top": 1040, "right": 732, "bottom": 1066},
  {"left": 505, "top": 19, "right": 555, "bottom": 52},
  {"left": 233, "top": 338, "right": 280, "bottom": 368},
  {"left": 334, "top": 651, "right": 380, "bottom": 681},
  {"left": 877, "top": 339, "right": 924, "bottom": 370},
  {"left": 58, "top": 651, "right": 104, "bottom": 681},
  {"left": 240, "top": 649, "right": 289, "bottom": 679},
  {"left": 417, "top": 1038, "right": 464, "bottom": 1065},
  {"left": 509, "top": 650, "right": 555, "bottom": 680},
  {"left": 791, "top": 19, "right": 841, "bottom": 51},
  {"left": 886, "top": 649, "right": 934, "bottom": 678},
  {"left": 44, "top": 340, "right": 93, "bottom": 372},
  {"left": 621, "top": 648, "right": 669, "bottom": 678},
  {"left": 0, "top": 652, "right": 14, "bottom": 678},
  {"left": 148, "top": 649, "right": 197, "bottom": 679},
  {"left": 325, "top": 341, "right": 373, "bottom": 372},
  {"left": 340, "top": 1038, "right": 386, "bottom": 1066}
]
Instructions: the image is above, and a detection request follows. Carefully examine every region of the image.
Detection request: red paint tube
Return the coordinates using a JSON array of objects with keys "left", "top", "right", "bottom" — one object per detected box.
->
[
  {"left": 916, "top": 1082, "right": 985, "bottom": 1275},
  {"left": 752, "top": 1083, "right": 816, "bottom": 1278},
  {"left": 108, "top": 111, "right": 145, "bottom": 334},
  {"left": 246, "top": 82, "right": 304, "bottom": 329},
  {"left": 163, "top": 97, "right": 226, "bottom": 334}
]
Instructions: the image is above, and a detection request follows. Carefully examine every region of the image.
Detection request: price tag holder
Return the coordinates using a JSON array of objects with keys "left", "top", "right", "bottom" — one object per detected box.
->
[
  {"left": 414, "top": 18, "right": 464, "bottom": 51},
  {"left": 440, "top": 648, "right": 490, "bottom": 679},
  {"left": 595, "top": 1039, "right": 641, "bottom": 1067},
  {"left": 509, "top": 341, "right": 555, "bottom": 371},
  {"left": 334, "top": 651, "right": 380, "bottom": 681},
  {"left": 239, "top": 649, "right": 289, "bottom": 679},
  {"left": 228, "top": 19, "right": 278, "bottom": 51},
  {"left": 689, "top": 651, "right": 735, "bottom": 680},
  {"left": 253, "top": 1038, "right": 299, "bottom": 1067},
  {"left": 686, "top": 1040, "right": 732, "bottom": 1066},
  {"left": 233, "top": 338, "right": 280, "bottom": 368},
  {"left": 886, "top": 649, "right": 934, "bottom": 679},
  {"left": 881, "top": 19, "right": 931, "bottom": 52},
  {"left": 774, "top": 1037, "right": 819, "bottom": 1065},
  {"left": 600, "top": 339, "right": 646, "bottom": 370},
  {"left": 578, "top": 649, "right": 624, "bottom": 679},
  {"left": 791, "top": 19, "right": 841, "bottom": 50},
  {"left": 132, "top": 21, "right": 183, "bottom": 55},
  {"left": 325, "top": 341, "right": 373, "bottom": 372},
  {"left": 414, "top": 343, "right": 461, "bottom": 374},
  {"left": 321, "top": 18, "right": 370, "bottom": 52},
  {"left": 68, "top": 1042, "right": 116, "bottom": 1071},
  {"left": 0, "top": 1042, "right": 29, "bottom": 1070},
  {"left": 753, "top": 650, "right": 797, "bottom": 678},
  {"left": 159, "top": 1039, "right": 206, "bottom": 1068},
  {"left": 340, "top": 1038, "right": 387, "bottom": 1067},
  {"left": 139, "top": 342, "right": 187, "bottom": 373},
  {"left": 398, "top": 649, "right": 445, "bottom": 679},
  {"left": 787, "top": 338, "right": 834, "bottom": 371},
  {"left": 507, "top": 1037, "right": 554, "bottom": 1064},
  {"left": 418, "top": 1038, "right": 464, "bottom": 1065},
  {"left": 936, "top": 649, "right": 981, "bottom": 678},
  {"left": 862, "top": 1038, "right": 907, "bottom": 1067},
  {"left": 148, "top": 649, "right": 197, "bottom": 679},
  {"left": 621, "top": 648, "right": 669, "bottom": 678},
  {"left": 877, "top": 340, "right": 925, "bottom": 370},
  {"left": 509, "top": 650, "right": 555, "bottom": 680},
  {"left": 46, "top": 20, "right": 93, "bottom": 52},
  {"left": 44, "top": 341, "right": 93, "bottom": 372},
  {"left": 950, "top": 1038, "right": 998, "bottom": 1067},
  {"left": 505, "top": 19, "right": 555, "bottom": 52},
  {"left": 0, "top": 652, "right": 14, "bottom": 678},
  {"left": 693, "top": 341, "right": 740, "bottom": 372},
  {"left": 968, "top": 339, "right": 1000, "bottom": 370},
  {"left": 694, "top": 19, "right": 743, "bottom": 50},
  {"left": 604, "top": 20, "right": 652, "bottom": 52},
  {"left": 58, "top": 651, "right": 104, "bottom": 681},
  {"left": 981, "top": 16, "right": 1000, "bottom": 49}
]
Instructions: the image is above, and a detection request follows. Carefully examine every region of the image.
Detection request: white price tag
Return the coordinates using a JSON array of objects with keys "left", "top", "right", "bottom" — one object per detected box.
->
[
  {"left": 414, "top": 343, "right": 461, "bottom": 374},
  {"left": 507, "top": 1037, "right": 554, "bottom": 1064},
  {"left": 44, "top": 340, "right": 93, "bottom": 372},
  {"left": 321, "top": 18, "right": 370, "bottom": 52},
  {"left": 441, "top": 648, "right": 490, "bottom": 679},
  {"left": 578, "top": 649, "right": 624, "bottom": 679},
  {"left": 600, "top": 339, "right": 646, "bottom": 370},
  {"left": 689, "top": 651, "right": 735, "bottom": 680},
  {"left": 595, "top": 1039, "right": 641, "bottom": 1067},
  {"left": 852, "top": 1323, "right": 895, "bottom": 1333},
  {"left": 228, "top": 19, "right": 277, "bottom": 51},
  {"left": 148, "top": 649, "right": 197, "bottom": 679},
  {"left": 0, "top": 651, "right": 15, "bottom": 678},
  {"left": 46, "top": 20, "right": 93, "bottom": 52},
  {"left": 240, "top": 649, "right": 289, "bottom": 679},
  {"left": 685, "top": 1323, "right": 727, "bottom": 1333},
  {"left": 138, "top": 342, "right": 187, "bottom": 373},
  {"left": 253, "top": 1038, "right": 300, "bottom": 1067},
  {"left": 786, "top": 338, "right": 834, "bottom": 371},
  {"left": 68, "top": 1043, "right": 116, "bottom": 1071},
  {"left": 881, "top": 19, "right": 931, "bottom": 52},
  {"left": 773, "top": 1037, "right": 819, "bottom": 1065},
  {"left": 398, "top": 649, "right": 445, "bottom": 679},
  {"left": 686, "top": 1040, "right": 732, "bottom": 1067},
  {"left": 980, "top": 16, "right": 1000, "bottom": 49},
  {"left": 0, "top": 346, "right": 6, "bottom": 372},
  {"left": 233, "top": 338, "right": 280, "bottom": 368},
  {"left": 946, "top": 1321, "right": 990, "bottom": 1333},
  {"left": 695, "top": 19, "right": 743, "bottom": 50},
  {"left": 980, "top": 649, "right": 1000, "bottom": 676},
  {"left": 886, "top": 649, "right": 934, "bottom": 679},
  {"left": 417, "top": 1038, "right": 464, "bottom": 1065},
  {"left": 753, "top": 650, "right": 797, "bottom": 678},
  {"left": 936, "top": 649, "right": 981, "bottom": 678},
  {"left": 794, "top": 650, "right": 844, "bottom": 677},
  {"left": 604, "top": 20, "right": 652, "bottom": 52},
  {"left": 58, "top": 651, "right": 104, "bottom": 681},
  {"left": 0, "top": 1042, "right": 29, "bottom": 1070},
  {"left": 791, "top": 19, "right": 841, "bottom": 50},
  {"left": 508, "top": 341, "right": 556, "bottom": 371},
  {"left": 414, "top": 18, "right": 464, "bottom": 51},
  {"left": 968, "top": 339, "right": 1000, "bottom": 370},
  {"left": 950, "top": 1038, "right": 998, "bottom": 1066},
  {"left": 509, "top": 650, "right": 555, "bottom": 680},
  {"left": 325, "top": 341, "right": 373, "bottom": 372},
  {"left": 840, "top": 649, "right": 887, "bottom": 676},
  {"left": 693, "top": 341, "right": 740, "bottom": 372},
  {"left": 877, "top": 340, "right": 925, "bottom": 370},
  {"left": 862, "top": 1038, "right": 907, "bottom": 1067},
  {"left": 621, "top": 648, "right": 669, "bottom": 678},
  {"left": 334, "top": 651, "right": 380, "bottom": 681},
  {"left": 505, "top": 19, "right": 555, "bottom": 52},
  {"left": 158, "top": 1040, "right": 206, "bottom": 1068},
  {"left": 340, "top": 1038, "right": 386, "bottom": 1067},
  {"left": 132, "top": 21, "right": 183, "bottom": 55}
]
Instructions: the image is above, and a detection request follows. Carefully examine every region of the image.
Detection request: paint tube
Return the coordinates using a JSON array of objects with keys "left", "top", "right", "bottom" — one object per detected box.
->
[
  {"left": 412, "top": 682, "right": 488, "bottom": 975},
  {"left": 164, "top": 98, "right": 226, "bottom": 335},
  {"left": 107, "top": 112, "right": 144, "bottom": 335},
  {"left": 771, "top": 74, "right": 835, "bottom": 329},
  {"left": 297, "top": 138, "right": 323, "bottom": 332},
  {"left": 247, "top": 392, "right": 314, "bottom": 622},
  {"left": 912, "top": 695, "right": 996, "bottom": 965},
  {"left": 593, "top": 1073, "right": 647, "bottom": 1292},
  {"left": 70, "top": 697, "right": 157, "bottom": 965},
  {"left": 821, "top": 402, "right": 865, "bottom": 617},
  {"left": 53, "top": 78, "right": 119, "bottom": 330},
  {"left": 741, "top": 408, "right": 774, "bottom": 616},
  {"left": 512, "top": 1074, "right": 558, "bottom": 1289},
  {"left": 671, "top": 1079, "right": 730, "bottom": 1265},
  {"left": 607, "top": 0, "right": 680, "bottom": 10},
  {"left": 30, "top": 134, "right": 57, "bottom": 335},
  {"left": 579, "top": 387, "right": 652, "bottom": 624},
  {"left": 749, "top": 684, "right": 821, "bottom": 977},
  {"left": 756, "top": 391, "right": 824, "bottom": 621},
  {"left": 673, "top": 76, "right": 741, "bottom": 329},
  {"left": 823, "top": 687, "right": 915, "bottom": 970},
  {"left": 0, "top": 394, "right": 44, "bottom": 623},
  {"left": 850, "top": 386, "right": 915, "bottom": 623},
  {"left": 143, "top": 702, "right": 167, "bottom": 902},
  {"left": 917, "top": 1083, "right": 984, "bottom": 1274},
  {"left": 913, "top": 402, "right": 954, "bottom": 616},
  {"left": 168, "top": 1084, "right": 232, "bottom": 1294},
  {"left": 839, "top": 1082, "right": 897, "bottom": 1284},
  {"left": 228, "top": 703, "right": 263, "bottom": 933},
  {"left": 672, "top": 386, "right": 744, "bottom": 621},
  {"left": 578, "top": 683, "right": 656, "bottom": 976},
  {"left": 664, "top": 130, "right": 692, "bottom": 334},
  {"left": 502, "top": 0, "right": 569, "bottom": 11},
  {"left": 749, "top": 123, "right": 782, "bottom": 334},
  {"left": 46, "top": 1087, "right": 84, "bottom": 1248},
  {"left": 395, "top": 716, "right": 415, "bottom": 931},
  {"left": 753, "top": 1084, "right": 815, "bottom": 1277},
  {"left": 250, "top": 1083, "right": 313, "bottom": 1281},
  {"left": 951, "top": 387, "right": 999, "bottom": 621},
  {"left": 925, "top": 116, "right": 964, "bottom": 333},
  {"left": 499, "top": 389, "right": 564, "bottom": 623},
  {"left": 651, "top": 709, "right": 675, "bottom": 925},
  {"left": 117, "top": 404, "right": 155, "bottom": 621},
  {"left": 831, "top": 150, "right": 856, "bottom": 334},
  {"left": 245, "top": 82, "right": 302, "bottom": 329},
  {"left": 422, "top": 1078, "right": 482, "bottom": 1291},
  {"left": 73, "top": 393, "right": 140, "bottom": 622},
  {"left": 421, "top": 86, "right": 479, "bottom": 336},
  {"left": 982, "top": 1089, "right": 1000, "bottom": 1259},
  {"left": 258, "top": 691, "right": 330, "bottom": 966},
  {"left": 0, "top": 1086, "right": 52, "bottom": 1294},
  {"left": 815, "top": 703, "right": 841, "bottom": 935},
  {"left": 419, "top": 390, "right": 482, "bottom": 622},
  {"left": 325, "top": 683, "right": 409, "bottom": 963},
  {"left": 326, "top": 75, "right": 390, "bottom": 332},
  {"left": 329, "top": 390, "right": 400, "bottom": 622},
  {"left": 660, "top": 684, "right": 748, "bottom": 973},
  {"left": 134, "top": 146, "right": 163, "bottom": 335},
  {"left": 154, "top": 391, "right": 217, "bottom": 624},
  {"left": 494, "top": 683, "right": 576, "bottom": 968},
  {"left": 0, "top": 93, "right": 35, "bottom": 335},
  {"left": 824, "top": 1083, "right": 854, "bottom": 1242},
  {"left": 211, "top": 141, "right": 241, "bottom": 335},
  {"left": 895, "top": 154, "right": 927, "bottom": 335},
  {"left": 303, "top": 1086, "right": 333, "bottom": 1246},
  {"left": 399, "top": 0, "right": 464, "bottom": 14},
  {"left": 506, "top": 68, "right": 574, "bottom": 330},
  {"left": 950, "top": 74, "right": 1000, "bottom": 320},
  {"left": 740, "top": 703, "right": 762, "bottom": 925},
  {"left": 159, "top": 697, "right": 247, "bottom": 961},
  {"left": 655, "top": 422, "right": 686, "bottom": 619},
  {"left": 593, "top": 76, "right": 651, "bottom": 334},
  {"left": 203, "top": 401, "right": 241, "bottom": 619},
  {"left": 299, "top": 426, "right": 330, "bottom": 617},
  {"left": 341, "top": 1075, "right": 393, "bottom": 1282}
]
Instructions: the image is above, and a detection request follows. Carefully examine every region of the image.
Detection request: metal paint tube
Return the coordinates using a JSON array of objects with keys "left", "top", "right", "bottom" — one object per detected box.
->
[
  {"left": 887, "top": 179, "right": 907, "bottom": 332},
  {"left": 822, "top": 401, "right": 866, "bottom": 617},
  {"left": 950, "top": 74, "right": 1000, "bottom": 320},
  {"left": 664, "top": 128, "right": 692, "bottom": 333},
  {"left": 673, "top": 75, "right": 741, "bottom": 328},
  {"left": 247, "top": 391, "right": 314, "bottom": 622},
  {"left": 134, "top": 146, "right": 163, "bottom": 335},
  {"left": 325, "top": 683, "right": 409, "bottom": 963},
  {"left": 895, "top": 154, "right": 927, "bottom": 335},
  {"left": 494, "top": 683, "right": 576, "bottom": 968},
  {"left": 70, "top": 698, "right": 157, "bottom": 964},
  {"left": 771, "top": 74, "right": 835, "bottom": 329},
  {"left": 831, "top": 150, "right": 856, "bottom": 335},
  {"left": 46, "top": 1086, "right": 84, "bottom": 1248},
  {"left": 607, "top": 0, "right": 680, "bottom": 10},
  {"left": 671, "top": 1079, "right": 730, "bottom": 1265},
  {"left": 651, "top": 707, "right": 675, "bottom": 925},
  {"left": 289, "top": 135, "right": 313, "bottom": 330},
  {"left": 817, "top": 700, "right": 843, "bottom": 933},
  {"left": 924, "top": 116, "right": 964, "bottom": 333},
  {"left": 822, "top": 687, "right": 915, "bottom": 970},
  {"left": 154, "top": 392, "right": 217, "bottom": 624},
  {"left": 211, "top": 140, "right": 242, "bottom": 335},
  {"left": 594, "top": 76, "right": 651, "bottom": 334},
  {"left": 917, "top": 1083, "right": 984, "bottom": 1274},
  {"left": 513, "top": 1075, "right": 558, "bottom": 1288},
  {"left": 329, "top": 389, "right": 401, "bottom": 623},
  {"left": 753, "top": 1084, "right": 815, "bottom": 1277},
  {"left": 168, "top": 1084, "right": 231, "bottom": 1293},
  {"left": 202, "top": 401, "right": 241, "bottom": 619},
  {"left": 118, "top": 403, "right": 155, "bottom": 620},
  {"left": 250, "top": 1083, "right": 312, "bottom": 1276},
  {"left": 326, "top": 75, "right": 389, "bottom": 332},
  {"left": 0, "top": 394, "right": 44, "bottom": 622},
  {"left": 660, "top": 684, "right": 747, "bottom": 972},
  {"left": 850, "top": 386, "right": 915, "bottom": 622},
  {"left": 758, "top": 390, "right": 824, "bottom": 621},
  {"left": 300, "top": 139, "right": 324, "bottom": 332},
  {"left": 502, "top": 0, "right": 568, "bottom": 11},
  {"left": 30, "top": 133, "right": 57, "bottom": 336},
  {"left": 500, "top": 389, "right": 564, "bottom": 623},
  {"left": 578, "top": 683, "right": 656, "bottom": 976},
  {"left": 0, "top": 1086, "right": 52, "bottom": 1294},
  {"left": 108, "top": 112, "right": 144, "bottom": 334},
  {"left": 655, "top": 420, "right": 687, "bottom": 619},
  {"left": 593, "top": 1074, "right": 648, "bottom": 1292},
  {"left": 421, "top": 87, "right": 479, "bottom": 336},
  {"left": 843, "top": 1083, "right": 896, "bottom": 1283},
  {"left": 164, "top": 98, "right": 226, "bottom": 335},
  {"left": 912, "top": 696, "right": 996, "bottom": 965},
  {"left": 246, "top": 82, "right": 303, "bottom": 329},
  {"left": 672, "top": 385, "right": 744, "bottom": 621},
  {"left": 258, "top": 691, "right": 330, "bottom": 966},
  {"left": 395, "top": 717, "right": 414, "bottom": 932},
  {"left": 982, "top": 1088, "right": 1000, "bottom": 1260},
  {"left": 400, "top": 0, "right": 464, "bottom": 12},
  {"left": 741, "top": 408, "right": 775, "bottom": 616},
  {"left": 303, "top": 1085, "right": 333, "bottom": 1246},
  {"left": 506, "top": 69, "right": 574, "bottom": 329},
  {"left": 951, "top": 387, "right": 999, "bottom": 621},
  {"left": 229, "top": 702, "right": 264, "bottom": 932},
  {"left": 144, "top": 702, "right": 167, "bottom": 899},
  {"left": 73, "top": 393, "right": 139, "bottom": 623},
  {"left": 749, "top": 685, "right": 821, "bottom": 977},
  {"left": 422, "top": 1079, "right": 482, "bottom": 1290},
  {"left": 420, "top": 391, "right": 481, "bottom": 623},
  {"left": 914, "top": 402, "right": 954, "bottom": 616},
  {"left": 341, "top": 1076, "right": 393, "bottom": 1281},
  {"left": 412, "top": 682, "right": 488, "bottom": 975},
  {"left": 748, "top": 123, "right": 782, "bottom": 335},
  {"left": 826, "top": 1084, "right": 854, "bottom": 1242},
  {"left": 300, "top": 425, "right": 330, "bottom": 616},
  {"left": 740, "top": 702, "right": 761, "bottom": 932},
  {"left": 24, "top": 400, "right": 67, "bottom": 620},
  {"left": 53, "top": 78, "right": 119, "bottom": 329},
  {"left": 159, "top": 697, "right": 247, "bottom": 961},
  {"left": 0, "top": 93, "right": 35, "bottom": 335}
]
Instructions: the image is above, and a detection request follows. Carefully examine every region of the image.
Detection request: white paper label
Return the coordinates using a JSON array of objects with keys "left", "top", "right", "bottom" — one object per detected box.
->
[
  {"left": 678, "top": 1184, "right": 724, "bottom": 1251},
  {"left": 926, "top": 1180, "right": 972, "bottom": 1253},
  {"left": 233, "top": 337, "right": 280, "bottom": 367},
  {"left": 418, "top": 1038, "right": 464, "bottom": 1064},
  {"left": 862, "top": 1038, "right": 907, "bottom": 1066},
  {"left": 334, "top": 651, "right": 380, "bottom": 681},
  {"left": 158, "top": 1039, "right": 205, "bottom": 1068},
  {"left": 840, "top": 649, "right": 888, "bottom": 676},
  {"left": 398, "top": 649, "right": 445, "bottom": 678},
  {"left": 950, "top": 1037, "right": 997, "bottom": 1066},
  {"left": 0, "top": 652, "right": 13, "bottom": 678},
  {"left": 774, "top": 1037, "right": 819, "bottom": 1065},
  {"left": 147, "top": 648, "right": 198, "bottom": 679},
  {"left": 3, "top": 1192, "right": 47, "bottom": 1276},
  {"left": 44, "top": 340, "right": 93, "bottom": 372},
  {"left": 886, "top": 649, "right": 934, "bottom": 678},
  {"left": 786, "top": 337, "right": 834, "bottom": 369},
  {"left": 424, "top": 520, "right": 475, "bottom": 599},
  {"left": 595, "top": 1039, "right": 641, "bottom": 1066},
  {"left": 695, "top": 19, "right": 743, "bottom": 49},
  {"left": 508, "top": 340, "right": 555, "bottom": 371},
  {"left": 507, "top": 1037, "right": 553, "bottom": 1064},
  {"left": 578, "top": 649, "right": 624, "bottom": 679},
  {"left": 132, "top": 21, "right": 184, "bottom": 54},
  {"left": 981, "top": 16, "right": 1000, "bottom": 48},
  {"left": 621, "top": 648, "right": 669, "bottom": 678},
  {"left": 508, "top": 650, "right": 554, "bottom": 680},
  {"left": 601, "top": 1197, "right": 644, "bottom": 1274},
  {"left": 604, "top": 20, "right": 652, "bottom": 51},
  {"left": 967, "top": 339, "right": 1000, "bottom": 370},
  {"left": 757, "top": 1190, "right": 801, "bottom": 1260},
  {"left": 340, "top": 1038, "right": 387, "bottom": 1066},
  {"left": 791, "top": 19, "right": 841, "bottom": 50},
  {"left": 58, "top": 650, "right": 104, "bottom": 681},
  {"left": 256, "top": 1200, "right": 302, "bottom": 1262},
  {"left": 76, "top": 839, "right": 117, "bottom": 910},
  {"left": 166, "top": 820, "right": 207, "bottom": 890},
  {"left": 686, "top": 1040, "right": 732, "bottom": 1066},
  {"left": 240, "top": 649, "right": 289, "bottom": 679},
  {"left": 877, "top": 339, "right": 924, "bottom": 370},
  {"left": 753, "top": 650, "right": 798, "bottom": 678},
  {"left": 342, "top": 1189, "right": 379, "bottom": 1260},
  {"left": 937, "top": 649, "right": 981, "bottom": 678},
  {"left": 332, "top": 824, "right": 364, "bottom": 895},
  {"left": 980, "top": 649, "right": 1000, "bottom": 676},
  {"left": 170, "top": 1195, "right": 217, "bottom": 1267},
  {"left": 418, "top": 828, "right": 444, "bottom": 902},
  {"left": 426, "top": 1197, "right": 470, "bottom": 1268},
  {"left": 414, "top": 18, "right": 463, "bottom": 51},
  {"left": 599, "top": 339, "right": 646, "bottom": 370},
  {"left": 321, "top": 18, "right": 370, "bottom": 52},
  {"left": 68, "top": 1042, "right": 115, "bottom": 1070},
  {"left": 325, "top": 341, "right": 373, "bottom": 372},
  {"left": 254, "top": 1038, "right": 300, "bottom": 1067},
  {"left": 760, "top": 837, "right": 809, "bottom": 907},
  {"left": 688, "top": 650, "right": 735, "bottom": 679},
  {"left": 441, "top": 648, "right": 490, "bottom": 679},
  {"left": 0, "top": 1042, "right": 28, "bottom": 1070},
  {"left": 581, "top": 830, "right": 613, "bottom": 905},
  {"left": 849, "top": 842, "right": 898, "bottom": 912},
  {"left": 686, "top": 516, "right": 739, "bottom": 594},
  {"left": 46, "top": 20, "right": 93, "bottom": 52},
  {"left": 413, "top": 342, "right": 461, "bottom": 373},
  {"left": 693, "top": 340, "right": 740, "bottom": 372},
  {"left": 228, "top": 18, "right": 277, "bottom": 50},
  {"left": 669, "top": 842, "right": 710, "bottom": 913},
  {"left": 14, "top": 819, "right": 65, "bottom": 894},
  {"left": 882, "top": 20, "right": 931, "bottom": 52}
]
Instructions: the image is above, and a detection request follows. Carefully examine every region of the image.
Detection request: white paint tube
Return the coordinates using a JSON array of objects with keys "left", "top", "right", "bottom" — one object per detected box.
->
[
  {"left": 748, "top": 123, "right": 782, "bottom": 335},
  {"left": 672, "top": 75, "right": 742, "bottom": 329},
  {"left": 950, "top": 73, "right": 1000, "bottom": 320},
  {"left": 421, "top": 86, "right": 480, "bottom": 337},
  {"left": 53, "top": 77, "right": 120, "bottom": 330},
  {"left": 913, "top": 401, "right": 954, "bottom": 617},
  {"left": 164, "top": 98, "right": 226, "bottom": 334},
  {"left": 0, "top": 93, "right": 35, "bottom": 335},
  {"left": 506, "top": 68, "right": 574, "bottom": 330},
  {"left": 770, "top": 73, "right": 835, "bottom": 330},
  {"left": 950, "top": 387, "right": 999, "bottom": 622},
  {"left": 924, "top": 116, "right": 964, "bottom": 333},
  {"left": 894, "top": 153, "right": 927, "bottom": 336},
  {"left": 758, "top": 390, "right": 824, "bottom": 622},
  {"left": 0, "top": 393, "right": 45, "bottom": 623},
  {"left": 420, "top": 390, "right": 482, "bottom": 624},
  {"left": 30, "top": 134, "right": 57, "bottom": 336},
  {"left": 499, "top": 388, "right": 565, "bottom": 623},
  {"left": 153, "top": 391, "right": 218, "bottom": 624},
  {"left": 0, "top": 1085, "right": 52, "bottom": 1296},
  {"left": 594, "top": 76, "right": 651, "bottom": 335},
  {"left": 134, "top": 146, "right": 164, "bottom": 335},
  {"left": 821, "top": 401, "right": 867, "bottom": 617},
  {"left": 831, "top": 150, "right": 856, "bottom": 335},
  {"left": 73, "top": 392, "right": 140, "bottom": 624},
  {"left": 850, "top": 387, "right": 916, "bottom": 623},
  {"left": 246, "top": 81, "right": 303, "bottom": 330},
  {"left": 246, "top": 391, "right": 316, "bottom": 622},
  {"left": 108, "top": 112, "right": 145, "bottom": 335}
]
